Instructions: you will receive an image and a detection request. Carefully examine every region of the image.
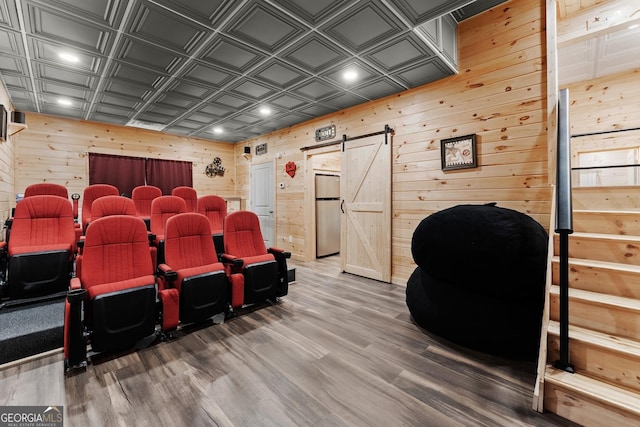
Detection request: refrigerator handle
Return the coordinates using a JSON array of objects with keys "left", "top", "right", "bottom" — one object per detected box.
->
[{"left": 340, "top": 199, "right": 345, "bottom": 213}]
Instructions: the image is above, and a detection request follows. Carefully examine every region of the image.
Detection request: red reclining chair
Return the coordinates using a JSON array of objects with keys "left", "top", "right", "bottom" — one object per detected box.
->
[
  {"left": 4, "top": 195, "right": 76, "bottom": 300},
  {"left": 64, "top": 215, "right": 157, "bottom": 370},
  {"left": 132, "top": 185, "right": 162, "bottom": 230},
  {"left": 150, "top": 196, "right": 187, "bottom": 265},
  {"left": 221, "top": 210, "right": 290, "bottom": 308},
  {"left": 6, "top": 183, "right": 81, "bottom": 246},
  {"left": 156, "top": 213, "right": 229, "bottom": 330},
  {"left": 196, "top": 195, "right": 227, "bottom": 254},
  {"left": 81, "top": 184, "right": 119, "bottom": 233},
  {"left": 171, "top": 186, "right": 197, "bottom": 212}
]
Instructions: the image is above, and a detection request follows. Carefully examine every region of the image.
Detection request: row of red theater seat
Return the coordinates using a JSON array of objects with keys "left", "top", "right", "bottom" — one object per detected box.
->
[{"left": 0, "top": 184, "right": 290, "bottom": 371}]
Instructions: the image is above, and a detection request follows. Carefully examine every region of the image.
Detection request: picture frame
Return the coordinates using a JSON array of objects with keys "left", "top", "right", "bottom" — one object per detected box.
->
[
  {"left": 0, "top": 105, "right": 7, "bottom": 142},
  {"left": 440, "top": 134, "right": 477, "bottom": 171}
]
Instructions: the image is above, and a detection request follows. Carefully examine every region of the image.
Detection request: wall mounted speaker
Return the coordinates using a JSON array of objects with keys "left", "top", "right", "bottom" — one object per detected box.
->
[
  {"left": 244, "top": 146, "right": 251, "bottom": 154},
  {"left": 12, "top": 111, "right": 25, "bottom": 124}
]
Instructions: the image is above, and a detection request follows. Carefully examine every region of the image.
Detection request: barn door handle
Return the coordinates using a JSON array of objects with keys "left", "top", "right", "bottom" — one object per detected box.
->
[{"left": 340, "top": 200, "right": 345, "bottom": 213}]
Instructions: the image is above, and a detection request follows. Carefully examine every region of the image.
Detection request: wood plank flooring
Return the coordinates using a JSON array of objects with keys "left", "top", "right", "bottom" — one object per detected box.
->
[{"left": 0, "top": 256, "right": 575, "bottom": 426}]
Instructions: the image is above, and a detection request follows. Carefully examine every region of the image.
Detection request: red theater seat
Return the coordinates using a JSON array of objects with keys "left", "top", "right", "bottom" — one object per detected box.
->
[
  {"left": 157, "top": 213, "right": 229, "bottom": 329},
  {"left": 81, "top": 184, "right": 119, "bottom": 233},
  {"left": 221, "top": 210, "right": 290, "bottom": 308},
  {"left": 171, "top": 186, "right": 197, "bottom": 212},
  {"left": 64, "top": 215, "right": 157, "bottom": 368},
  {"left": 150, "top": 196, "right": 187, "bottom": 265},
  {"left": 196, "top": 195, "right": 227, "bottom": 254},
  {"left": 6, "top": 195, "right": 76, "bottom": 299},
  {"left": 132, "top": 185, "right": 162, "bottom": 229},
  {"left": 24, "top": 183, "right": 69, "bottom": 199}
]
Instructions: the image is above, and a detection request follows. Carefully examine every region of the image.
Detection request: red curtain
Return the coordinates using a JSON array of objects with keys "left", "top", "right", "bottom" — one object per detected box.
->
[
  {"left": 89, "top": 153, "right": 146, "bottom": 197},
  {"left": 145, "top": 158, "right": 193, "bottom": 195},
  {"left": 88, "top": 153, "right": 193, "bottom": 196}
]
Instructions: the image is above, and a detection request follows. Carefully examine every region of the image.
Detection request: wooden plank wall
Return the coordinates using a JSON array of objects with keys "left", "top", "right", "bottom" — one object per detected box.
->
[
  {"left": 566, "top": 67, "right": 640, "bottom": 159},
  {"left": 0, "top": 83, "right": 15, "bottom": 223},
  {"left": 237, "top": 0, "right": 550, "bottom": 284},
  {"left": 13, "top": 113, "right": 237, "bottom": 208}
]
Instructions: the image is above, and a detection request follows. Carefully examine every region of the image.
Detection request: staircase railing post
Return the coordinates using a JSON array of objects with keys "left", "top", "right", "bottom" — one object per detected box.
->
[{"left": 554, "top": 88, "right": 574, "bottom": 373}]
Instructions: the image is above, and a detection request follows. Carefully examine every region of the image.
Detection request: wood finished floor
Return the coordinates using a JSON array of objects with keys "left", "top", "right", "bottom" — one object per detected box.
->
[{"left": 0, "top": 256, "right": 575, "bottom": 426}]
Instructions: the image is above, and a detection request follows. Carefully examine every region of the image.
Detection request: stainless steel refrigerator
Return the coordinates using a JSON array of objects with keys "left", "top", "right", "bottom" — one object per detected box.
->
[{"left": 315, "top": 174, "right": 341, "bottom": 257}]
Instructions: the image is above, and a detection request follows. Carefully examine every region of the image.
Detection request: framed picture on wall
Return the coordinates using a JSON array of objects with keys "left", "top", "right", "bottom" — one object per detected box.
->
[
  {"left": 0, "top": 105, "right": 7, "bottom": 142},
  {"left": 441, "top": 134, "right": 477, "bottom": 171}
]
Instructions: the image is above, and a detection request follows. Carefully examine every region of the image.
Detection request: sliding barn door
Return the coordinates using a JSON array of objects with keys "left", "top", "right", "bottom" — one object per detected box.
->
[{"left": 341, "top": 134, "right": 391, "bottom": 282}]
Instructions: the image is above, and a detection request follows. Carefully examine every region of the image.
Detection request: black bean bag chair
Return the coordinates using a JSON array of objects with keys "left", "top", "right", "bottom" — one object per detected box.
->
[{"left": 406, "top": 203, "right": 548, "bottom": 360}]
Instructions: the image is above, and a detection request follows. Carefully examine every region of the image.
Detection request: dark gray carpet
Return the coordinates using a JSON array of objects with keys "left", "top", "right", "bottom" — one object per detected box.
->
[{"left": 0, "top": 298, "right": 65, "bottom": 364}]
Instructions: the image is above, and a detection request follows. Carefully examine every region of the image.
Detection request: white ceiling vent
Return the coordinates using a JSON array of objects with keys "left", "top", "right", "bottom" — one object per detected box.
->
[{"left": 125, "top": 119, "right": 165, "bottom": 132}]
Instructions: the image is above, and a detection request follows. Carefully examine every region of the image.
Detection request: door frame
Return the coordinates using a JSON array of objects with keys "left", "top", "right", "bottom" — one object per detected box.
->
[{"left": 303, "top": 145, "right": 342, "bottom": 262}]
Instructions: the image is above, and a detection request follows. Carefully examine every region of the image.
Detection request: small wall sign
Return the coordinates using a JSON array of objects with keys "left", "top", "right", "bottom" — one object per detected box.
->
[
  {"left": 255, "top": 143, "right": 267, "bottom": 155},
  {"left": 315, "top": 124, "right": 336, "bottom": 142}
]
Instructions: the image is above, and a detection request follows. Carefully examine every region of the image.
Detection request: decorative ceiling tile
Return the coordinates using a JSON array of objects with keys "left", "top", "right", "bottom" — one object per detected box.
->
[
  {"left": 117, "top": 37, "right": 185, "bottom": 74},
  {"left": 34, "top": 63, "right": 96, "bottom": 88},
  {"left": 270, "top": 0, "right": 346, "bottom": 26},
  {"left": 210, "top": 92, "right": 252, "bottom": 109},
  {"left": 251, "top": 59, "right": 310, "bottom": 89},
  {"left": 282, "top": 34, "right": 349, "bottom": 74},
  {"left": 320, "top": 91, "right": 368, "bottom": 110},
  {"left": 23, "top": 3, "right": 113, "bottom": 53},
  {"left": 319, "top": 0, "right": 404, "bottom": 53},
  {"left": 269, "top": 93, "right": 308, "bottom": 110},
  {"left": 128, "top": 2, "right": 209, "bottom": 55},
  {"left": 30, "top": 39, "right": 103, "bottom": 74},
  {"left": 32, "top": 0, "right": 127, "bottom": 27},
  {"left": 224, "top": 1, "right": 306, "bottom": 54},
  {"left": 198, "top": 103, "right": 235, "bottom": 118},
  {"left": 320, "top": 59, "right": 380, "bottom": 88},
  {"left": 150, "top": 0, "right": 234, "bottom": 26},
  {"left": 109, "top": 61, "right": 166, "bottom": 87},
  {"left": 386, "top": 0, "right": 475, "bottom": 25},
  {"left": 393, "top": 58, "right": 451, "bottom": 87},
  {"left": 228, "top": 79, "right": 277, "bottom": 101},
  {"left": 200, "top": 35, "right": 265, "bottom": 73},
  {"left": 0, "top": 29, "right": 23, "bottom": 56},
  {"left": 181, "top": 62, "right": 237, "bottom": 87},
  {"left": 290, "top": 78, "right": 340, "bottom": 101},
  {"left": 0, "top": 56, "right": 28, "bottom": 75},
  {"left": 352, "top": 78, "right": 405, "bottom": 100},
  {"left": 364, "top": 33, "right": 435, "bottom": 72},
  {"left": 297, "top": 103, "right": 338, "bottom": 117}
]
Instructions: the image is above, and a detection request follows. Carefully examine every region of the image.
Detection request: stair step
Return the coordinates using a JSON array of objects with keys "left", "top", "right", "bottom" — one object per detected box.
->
[
  {"left": 547, "top": 320, "right": 640, "bottom": 392},
  {"left": 544, "top": 366, "right": 640, "bottom": 426},
  {"left": 573, "top": 210, "right": 640, "bottom": 235},
  {"left": 553, "top": 232, "right": 640, "bottom": 265},
  {"left": 572, "top": 186, "right": 640, "bottom": 211},
  {"left": 551, "top": 257, "right": 640, "bottom": 298},
  {"left": 549, "top": 286, "right": 640, "bottom": 340}
]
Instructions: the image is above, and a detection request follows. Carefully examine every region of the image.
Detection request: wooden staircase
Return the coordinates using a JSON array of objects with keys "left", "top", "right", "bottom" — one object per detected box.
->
[{"left": 535, "top": 186, "right": 640, "bottom": 426}]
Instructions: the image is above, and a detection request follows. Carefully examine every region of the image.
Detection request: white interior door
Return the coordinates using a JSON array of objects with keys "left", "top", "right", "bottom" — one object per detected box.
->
[
  {"left": 251, "top": 162, "right": 275, "bottom": 247},
  {"left": 341, "top": 134, "right": 391, "bottom": 282}
]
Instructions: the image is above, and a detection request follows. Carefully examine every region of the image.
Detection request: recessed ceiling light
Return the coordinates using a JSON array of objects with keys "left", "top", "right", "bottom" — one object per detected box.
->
[
  {"left": 58, "top": 52, "right": 79, "bottom": 63},
  {"left": 343, "top": 70, "right": 358, "bottom": 81},
  {"left": 57, "top": 98, "right": 72, "bottom": 106},
  {"left": 213, "top": 127, "right": 224, "bottom": 134},
  {"left": 259, "top": 107, "right": 271, "bottom": 116}
]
